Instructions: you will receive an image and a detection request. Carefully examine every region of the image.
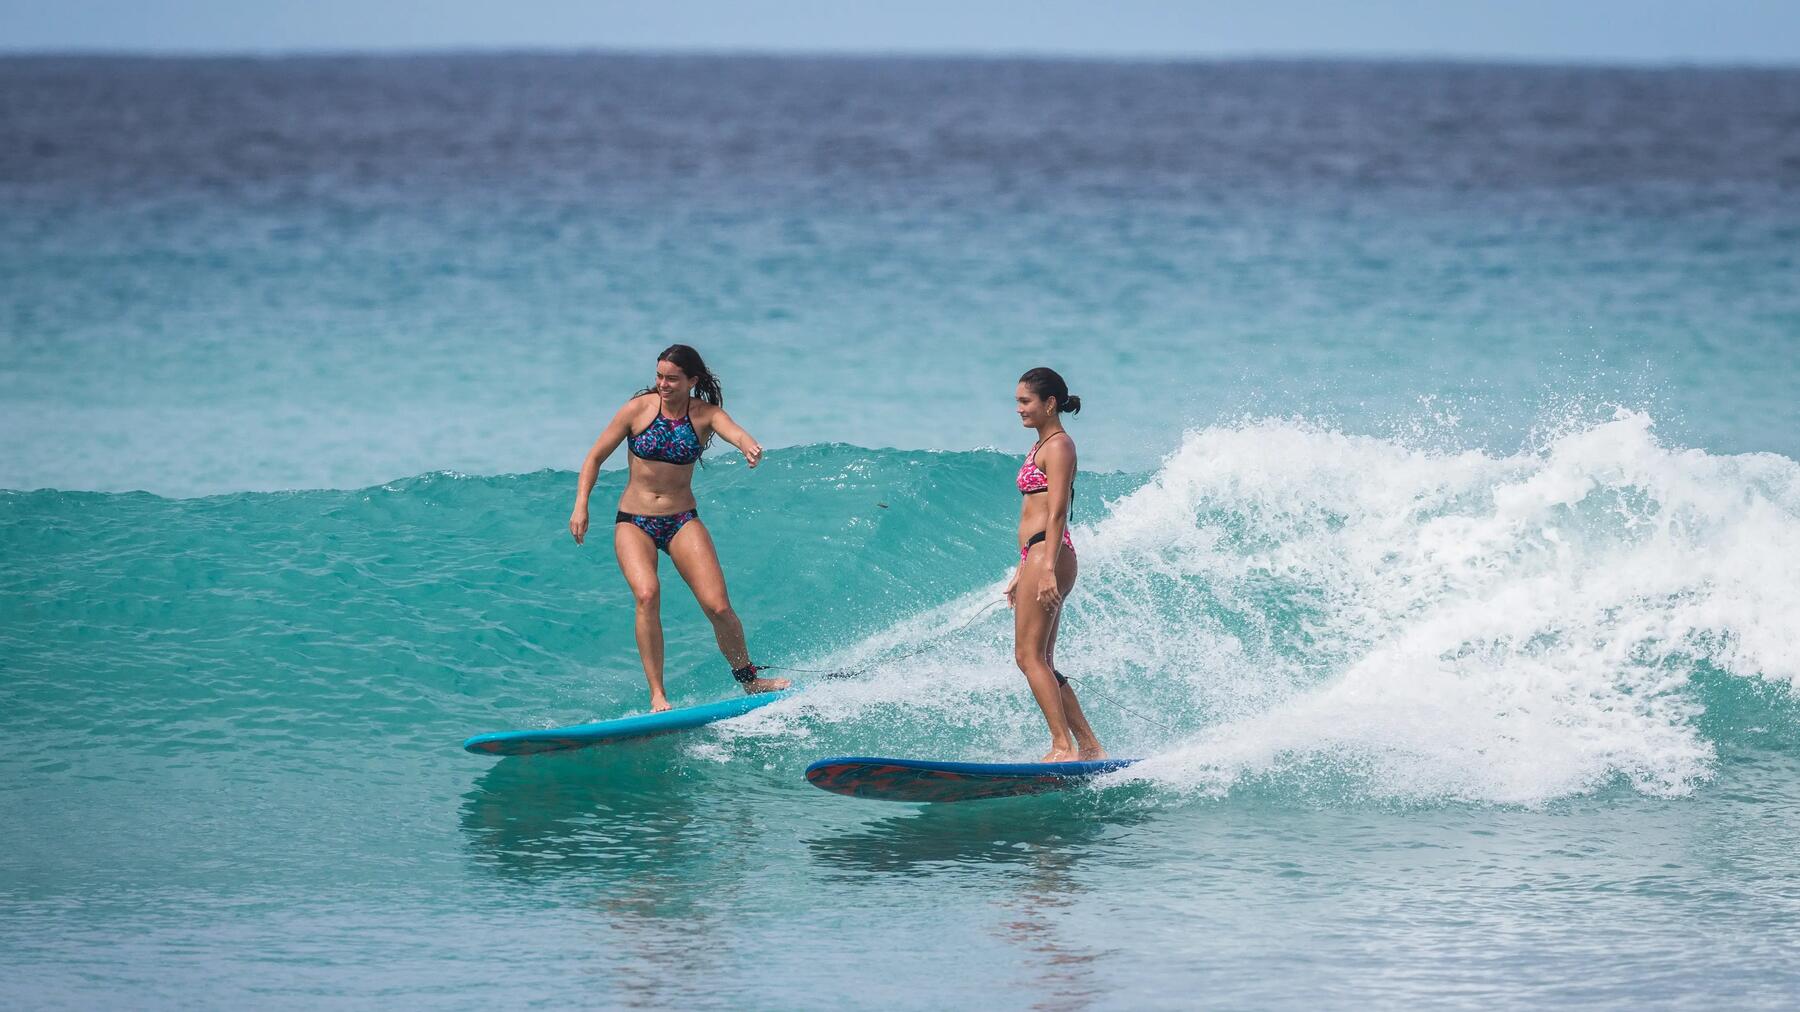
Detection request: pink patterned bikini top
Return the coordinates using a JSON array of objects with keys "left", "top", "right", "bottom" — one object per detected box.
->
[{"left": 1016, "top": 432, "right": 1070, "bottom": 496}]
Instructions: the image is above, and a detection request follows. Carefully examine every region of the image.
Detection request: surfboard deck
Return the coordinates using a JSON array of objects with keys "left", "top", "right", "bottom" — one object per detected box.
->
[
  {"left": 804, "top": 755, "right": 1141, "bottom": 803},
  {"left": 463, "top": 691, "right": 792, "bottom": 756}
]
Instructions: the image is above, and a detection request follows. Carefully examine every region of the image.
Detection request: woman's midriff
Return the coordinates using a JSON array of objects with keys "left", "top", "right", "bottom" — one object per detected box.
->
[
  {"left": 617, "top": 457, "right": 698, "bottom": 516},
  {"left": 1017, "top": 495, "right": 1053, "bottom": 550}
]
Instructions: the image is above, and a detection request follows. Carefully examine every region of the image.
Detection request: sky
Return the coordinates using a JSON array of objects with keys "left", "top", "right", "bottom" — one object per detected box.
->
[{"left": 2, "top": 0, "right": 1798, "bottom": 64}]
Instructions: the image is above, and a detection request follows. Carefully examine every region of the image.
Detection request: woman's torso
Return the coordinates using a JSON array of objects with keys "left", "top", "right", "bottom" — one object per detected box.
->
[
  {"left": 618, "top": 395, "right": 709, "bottom": 515},
  {"left": 1016, "top": 431, "right": 1074, "bottom": 545}
]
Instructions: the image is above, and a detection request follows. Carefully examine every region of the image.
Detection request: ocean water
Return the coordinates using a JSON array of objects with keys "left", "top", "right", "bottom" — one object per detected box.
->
[{"left": 3, "top": 54, "right": 1799, "bottom": 1007}]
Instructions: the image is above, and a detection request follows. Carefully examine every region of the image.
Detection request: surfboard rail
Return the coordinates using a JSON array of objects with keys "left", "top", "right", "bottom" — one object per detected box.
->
[
  {"left": 463, "top": 690, "right": 793, "bottom": 756},
  {"left": 805, "top": 755, "right": 1140, "bottom": 803}
]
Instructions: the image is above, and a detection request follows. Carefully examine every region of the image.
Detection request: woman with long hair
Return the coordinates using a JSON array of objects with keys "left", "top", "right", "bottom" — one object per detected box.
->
[
  {"left": 569, "top": 344, "right": 789, "bottom": 712},
  {"left": 1005, "top": 367, "right": 1105, "bottom": 762}
]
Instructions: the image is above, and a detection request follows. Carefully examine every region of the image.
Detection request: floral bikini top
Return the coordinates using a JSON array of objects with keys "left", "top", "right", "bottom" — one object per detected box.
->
[
  {"left": 628, "top": 411, "right": 703, "bottom": 465},
  {"left": 1017, "top": 432, "right": 1073, "bottom": 503}
]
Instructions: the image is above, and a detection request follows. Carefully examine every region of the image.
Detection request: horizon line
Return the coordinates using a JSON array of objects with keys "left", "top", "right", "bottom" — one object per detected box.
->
[{"left": 2, "top": 43, "right": 1796, "bottom": 72}]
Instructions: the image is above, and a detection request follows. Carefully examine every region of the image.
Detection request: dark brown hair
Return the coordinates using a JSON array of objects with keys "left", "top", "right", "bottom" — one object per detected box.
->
[
  {"left": 654, "top": 344, "right": 723, "bottom": 406},
  {"left": 1019, "top": 367, "right": 1081, "bottom": 416}
]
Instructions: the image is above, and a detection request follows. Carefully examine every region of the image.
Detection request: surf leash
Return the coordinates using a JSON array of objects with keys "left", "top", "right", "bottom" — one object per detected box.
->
[
  {"left": 1060, "top": 676, "right": 1178, "bottom": 733},
  {"left": 762, "top": 599, "right": 1179, "bottom": 734},
  {"left": 760, "top": 598, "right": 1006, "bottom": 680}
]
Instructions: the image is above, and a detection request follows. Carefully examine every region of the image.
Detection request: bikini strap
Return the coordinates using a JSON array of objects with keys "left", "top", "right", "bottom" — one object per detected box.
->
[{"left": 1034, "top": 430, "right": 1074, "bottom": 517}]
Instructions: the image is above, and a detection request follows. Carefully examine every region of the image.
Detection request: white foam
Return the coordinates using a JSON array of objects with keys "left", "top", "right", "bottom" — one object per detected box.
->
[
  {"left": 754, "top": 409, "right": 1799, "bottom": 805},
  {"left": 716, "top": 590, "right": 1044, "bottom": 754},
  {"left": 1106, "top": 409, "right": 1800, "bottom": 804}
]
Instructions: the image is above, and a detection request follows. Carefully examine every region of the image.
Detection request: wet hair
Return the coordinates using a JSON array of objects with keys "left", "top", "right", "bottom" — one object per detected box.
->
[
  {"left": 653, "top": 344, "right": 723, "bottom": 406},
  {"left": 1019, "top": 367, "right": 1081, "bottom": 416},
  {"left": 635, "top": 344, "right": 724, "bottom": 455}
]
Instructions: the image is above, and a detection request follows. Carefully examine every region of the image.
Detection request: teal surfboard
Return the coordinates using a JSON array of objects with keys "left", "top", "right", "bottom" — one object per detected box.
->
[
  {"left": 463, "top": 691, "right": 792, "bottom": 756},
  {"left": 804, "top": 755, "right": 1141, "bottom": 803}
]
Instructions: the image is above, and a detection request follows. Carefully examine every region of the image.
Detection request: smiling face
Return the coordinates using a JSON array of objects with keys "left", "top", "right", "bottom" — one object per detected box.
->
[
  {"left": 654, "top": 360, "right": 692, "bottom": 403},
  {"left": 1016, "top": 381, "right": 1057, "bottom": 428}
]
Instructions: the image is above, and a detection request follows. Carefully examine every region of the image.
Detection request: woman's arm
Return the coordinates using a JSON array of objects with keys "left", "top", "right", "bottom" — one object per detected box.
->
[
  {"left": 698, "top": 403, "right": 764, "bottom": 468},
  {"left": 1033, "top": 437, "right": 1076, "bottom": 607},
  {"left": 570, "top": 398, "right": 645, "bottom": 543}
]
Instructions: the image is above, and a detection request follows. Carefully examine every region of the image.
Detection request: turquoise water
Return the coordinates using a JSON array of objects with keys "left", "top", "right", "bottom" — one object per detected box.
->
[{"left": 4, "top": 54, "right": 1800, "bottom": 1006}]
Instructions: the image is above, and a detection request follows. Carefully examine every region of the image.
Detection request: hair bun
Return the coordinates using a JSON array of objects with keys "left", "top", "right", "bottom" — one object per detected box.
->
[{"left": 1018, "top": 366, "right": 1080, "bottom": 417}]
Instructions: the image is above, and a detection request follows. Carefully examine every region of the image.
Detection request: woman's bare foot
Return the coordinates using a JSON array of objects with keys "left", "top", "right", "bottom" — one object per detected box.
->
[
  {"left": 1039, "top": 745, "right": 1080, "bottom": 763},
  {"left": 742, "top": 676, "right": 790, "bottom": 694},
  {"left": 650, "top": 693, "right": 672, "bottom": 713},
  {"left": 1077, "top": 744, "right": 1108, "bottom": 761}
]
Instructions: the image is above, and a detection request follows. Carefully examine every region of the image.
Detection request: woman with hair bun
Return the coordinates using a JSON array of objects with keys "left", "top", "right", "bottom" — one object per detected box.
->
[
  {"left": 1006, "top": 367, "right": 1105, "bottom": 762},
  {"left": 569, "top": 344, "right": 788, "bottom": 712}
]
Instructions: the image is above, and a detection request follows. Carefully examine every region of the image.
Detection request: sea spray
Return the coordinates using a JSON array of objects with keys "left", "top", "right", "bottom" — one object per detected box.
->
[
  {"left": 722, "top": 412, "right": 1800, "bottom": 805},
  {"left": 1103, "top": 410, "right": 1799, "bottom": 803}
]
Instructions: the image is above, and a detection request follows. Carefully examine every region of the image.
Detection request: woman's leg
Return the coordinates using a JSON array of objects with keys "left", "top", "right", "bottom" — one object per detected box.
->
[
  {"left": 1015, "top": 545, "right": 1077, "bottom": 761},
  {"left": 1044, "top": 553, "right": 1105, "bottom": 759},
  {"left": 666, "top": 519, "right": 790, "bottom": 694},
  {"left": 614, "top": 521, "right": 670, "bottom": 711}
]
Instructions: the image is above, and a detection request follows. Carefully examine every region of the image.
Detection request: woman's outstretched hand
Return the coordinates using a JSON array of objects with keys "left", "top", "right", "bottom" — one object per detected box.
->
[
  {"left": 569, "top": 508, "right": 590, "bottom": 545},
  {"left": 743, "top": 441, "right": 764, "bottom": 468}
]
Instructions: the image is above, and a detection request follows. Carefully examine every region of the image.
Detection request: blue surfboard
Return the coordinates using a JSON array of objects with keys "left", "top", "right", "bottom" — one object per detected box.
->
[
  {"left": 463, "top": 691, "right": 792, "bottom": 756},
  {"left": 804, "top": 755, "right": 1141, "bottom": 803}
]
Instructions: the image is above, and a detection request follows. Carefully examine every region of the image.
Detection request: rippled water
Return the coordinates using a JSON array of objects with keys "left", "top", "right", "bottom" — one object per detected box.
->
[{"left": 4, "top": 53, "right": 1800, "bottom": 1007}]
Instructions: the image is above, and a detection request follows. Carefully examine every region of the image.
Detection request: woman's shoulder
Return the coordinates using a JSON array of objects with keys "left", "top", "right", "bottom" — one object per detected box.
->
[
  {"left": 1038, "top": 430, "right": 1078, "bottom": 463},
  {"left": 613, "top": 392, "right": 660, "bottom": 426}
]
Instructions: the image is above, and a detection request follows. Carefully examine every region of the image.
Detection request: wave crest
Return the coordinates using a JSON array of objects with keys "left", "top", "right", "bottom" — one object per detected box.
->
[{"left": 1084, "top": 410, "right": 1800, "bottom": 803}]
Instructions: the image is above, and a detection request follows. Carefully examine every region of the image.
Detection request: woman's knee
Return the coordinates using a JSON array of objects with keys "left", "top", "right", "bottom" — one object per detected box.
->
[
  {"left": 699, "top": 595, "right": 735, "bottom": 622},
  {"left": 1014, "top": 643, "right": 1045, "bottom": 671},
  {"left": 631, "top": 584, "right": 661, "bottom": 610}
]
